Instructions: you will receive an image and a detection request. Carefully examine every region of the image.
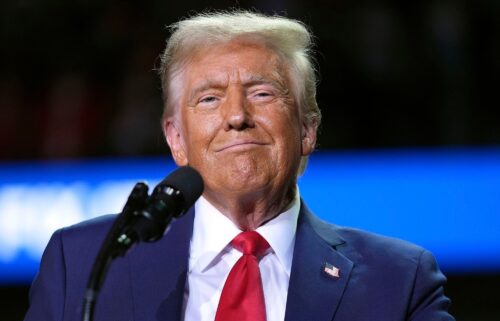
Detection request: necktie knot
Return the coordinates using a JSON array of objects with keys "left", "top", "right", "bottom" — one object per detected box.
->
[{"left": 231, "top": 231, "right": 269, "bottom": 259}]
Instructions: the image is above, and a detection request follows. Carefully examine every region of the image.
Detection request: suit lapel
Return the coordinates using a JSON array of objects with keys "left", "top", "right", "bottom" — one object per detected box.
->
[
  {"left": 284, "top": 203, "right": 353, "bottom": 321},
  {"left": 128, "top": 208, "right": 194, "bottom": 321}
]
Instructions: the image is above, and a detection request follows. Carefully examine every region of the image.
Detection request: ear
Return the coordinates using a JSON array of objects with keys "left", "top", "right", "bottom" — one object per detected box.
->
[
  {"left": 301, "top": 121, "right": 317, "bottom": 156},
  {"left": 163, "top": 116, "right": 188, "bottom": 166}
]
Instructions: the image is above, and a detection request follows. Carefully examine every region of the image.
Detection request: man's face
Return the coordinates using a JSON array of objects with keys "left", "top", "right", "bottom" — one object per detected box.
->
[{"left": 164, "top": 39, "right": 316, "bottom": 203}]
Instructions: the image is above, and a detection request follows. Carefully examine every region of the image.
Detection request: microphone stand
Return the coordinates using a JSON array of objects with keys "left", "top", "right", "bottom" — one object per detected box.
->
[
  {"left": 81, "top": 182, "right": 149, "bottom": 321},
  {"left": 80, "top": 166, "right": 203, "bottom": 321}
]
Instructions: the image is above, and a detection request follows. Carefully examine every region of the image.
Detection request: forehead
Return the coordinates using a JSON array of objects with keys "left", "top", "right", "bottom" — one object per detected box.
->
[{"left": 183, "top": 38, "right": 288, "bottom": 85}]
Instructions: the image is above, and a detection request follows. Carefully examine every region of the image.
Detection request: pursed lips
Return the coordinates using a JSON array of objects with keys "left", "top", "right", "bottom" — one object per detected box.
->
[{"left": 215, "top": 140, "right": 268, "bottom": 152}]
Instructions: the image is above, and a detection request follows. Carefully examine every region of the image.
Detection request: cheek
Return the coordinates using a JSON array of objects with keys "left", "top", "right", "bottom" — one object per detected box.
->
[
  {"left": 182, "top": 112, "right": 219, "bottom": 157},
  {"left": 258, "top": 109, "right": 302, "bottom": 156},
  {"left": 274, "top": 109, "right": 302, "bottom": 140}
]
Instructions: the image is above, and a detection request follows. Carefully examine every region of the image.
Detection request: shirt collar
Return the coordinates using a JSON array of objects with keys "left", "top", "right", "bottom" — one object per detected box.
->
[
  {"left": 189, "top": 188, "right": 300, "bottom": 276},
  {"left": 189, "top": 196, "right": 242, "bottom": 273},
  {"left": 255, "top": 190, "right": 299, "bottom": 276}
]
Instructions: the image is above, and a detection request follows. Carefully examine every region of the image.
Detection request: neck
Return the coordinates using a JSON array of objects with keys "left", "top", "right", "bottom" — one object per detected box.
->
[{"left": 204, "top": 184, "right": 296, "bottom": 231}]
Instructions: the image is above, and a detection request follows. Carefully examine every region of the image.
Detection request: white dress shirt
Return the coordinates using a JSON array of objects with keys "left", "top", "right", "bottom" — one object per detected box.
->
[{"left": 182, "top": 190, "right": 300, "bottom": 321}]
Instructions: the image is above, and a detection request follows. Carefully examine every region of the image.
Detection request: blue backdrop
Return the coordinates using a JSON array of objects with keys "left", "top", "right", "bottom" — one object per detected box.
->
[{"left": 1, "top": 148, "right": 499, "bottom": 284}]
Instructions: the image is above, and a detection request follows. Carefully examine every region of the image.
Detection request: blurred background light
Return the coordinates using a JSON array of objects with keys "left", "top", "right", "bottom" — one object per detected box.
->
[{"left": 1, "top": 148, "right": 499, "bottom": 284}]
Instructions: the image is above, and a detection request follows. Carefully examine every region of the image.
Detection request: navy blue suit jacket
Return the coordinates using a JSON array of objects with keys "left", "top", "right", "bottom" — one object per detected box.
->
[{"left": 25, "top": 202, "right": 454, "bottom": 321}]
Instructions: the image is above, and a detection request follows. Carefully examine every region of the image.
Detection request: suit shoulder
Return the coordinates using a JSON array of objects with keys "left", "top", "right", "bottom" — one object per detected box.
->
[
  {"left": 334, "top": 224, "right": 426, "bottom": 264},
  {"left": 305, "top": 209, "right": 424, "bottom": 256},
  {"left": 57, "top": 214, "right": 117, "bottom": 248},
  {"left": 337, "top": 225, "right": 424, "bottom": 251},
  {"left": 62, "top": 214, "right": 116, "bottom": 233},
  {"left": 301, "top": 204, "right": 426, "bottom": 262}
]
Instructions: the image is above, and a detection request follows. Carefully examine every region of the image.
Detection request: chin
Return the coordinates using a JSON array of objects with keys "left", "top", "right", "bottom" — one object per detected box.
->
[{"left": 223, "top": 168, "right": 271, "bottom": 193}]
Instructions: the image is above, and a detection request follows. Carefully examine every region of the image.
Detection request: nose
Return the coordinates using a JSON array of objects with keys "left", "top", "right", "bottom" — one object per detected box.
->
[{"left": 222, "top": 88, "right": 255, "bottom": 131}]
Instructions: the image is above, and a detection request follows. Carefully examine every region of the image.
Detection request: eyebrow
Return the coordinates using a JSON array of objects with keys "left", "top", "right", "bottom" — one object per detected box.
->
[
  {"left": 245, "top": 72, "right": 291, "bottom": 96},
  {"left": 188, "top": 79, "right": 227, "bottom": 102},
  {"left": 189, "top": 73, "right": 289, "bottom": 102}
]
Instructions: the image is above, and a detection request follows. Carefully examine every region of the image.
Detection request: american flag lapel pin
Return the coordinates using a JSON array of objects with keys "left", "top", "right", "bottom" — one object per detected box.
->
[{"left": 323, "top": 262, "right": 340, "bottom": 278}]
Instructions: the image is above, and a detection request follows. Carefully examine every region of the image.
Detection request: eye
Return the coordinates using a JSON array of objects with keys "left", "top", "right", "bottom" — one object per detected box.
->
[
  {"left": 200, "top": 96, "right": 218, "bottom": 103},
  {"left": 196, "top": 95, "right": 221, "bottom": 109},
  {"left": 250, "top": 89, "right": 275, "bottom": 102}
]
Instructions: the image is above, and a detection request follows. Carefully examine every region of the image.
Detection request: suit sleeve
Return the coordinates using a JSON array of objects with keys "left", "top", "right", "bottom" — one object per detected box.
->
[
  {"left": 408, "top": 250, "right": 455, "bottom": 321},
  {"left": 24, "top": 229, "right": 66, "bottom": 321}
]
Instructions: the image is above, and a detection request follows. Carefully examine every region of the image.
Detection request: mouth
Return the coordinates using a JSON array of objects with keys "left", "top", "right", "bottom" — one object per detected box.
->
[{"left": 215, "top": 140, "right": 267, "bottom": 152}]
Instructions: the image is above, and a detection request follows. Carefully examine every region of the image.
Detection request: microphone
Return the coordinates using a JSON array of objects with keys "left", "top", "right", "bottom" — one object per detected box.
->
[
  {"left": 82, "top": 166, "right": 203, "bottom": 321},
  {"left": 116, "top": 165, "right": 204, "bottom": 245}
]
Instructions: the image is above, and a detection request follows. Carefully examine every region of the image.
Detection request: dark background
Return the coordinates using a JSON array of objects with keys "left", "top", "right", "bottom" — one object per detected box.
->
[{"left": 1, "top": 0, "right": 499, "bottom": 320}]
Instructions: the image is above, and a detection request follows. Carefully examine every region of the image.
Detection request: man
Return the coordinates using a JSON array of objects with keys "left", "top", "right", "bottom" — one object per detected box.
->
[{"left": 25, "top": 11, "right": 455, "bottom": 321}]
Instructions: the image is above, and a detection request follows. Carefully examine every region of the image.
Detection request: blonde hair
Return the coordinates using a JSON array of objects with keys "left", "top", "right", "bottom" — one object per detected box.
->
[{"left": 158, "top": 10, "right": 321, "bottom": 174}]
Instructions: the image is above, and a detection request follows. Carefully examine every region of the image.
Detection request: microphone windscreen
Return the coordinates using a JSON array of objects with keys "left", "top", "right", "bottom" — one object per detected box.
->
[{"left": 159, "top": 166, "right": 204, "bottom": 208}]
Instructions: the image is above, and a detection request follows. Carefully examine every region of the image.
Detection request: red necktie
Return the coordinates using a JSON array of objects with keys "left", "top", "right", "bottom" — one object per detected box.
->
[{"left": 214, "top": 231, "right": 270, "bottom": 321}]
